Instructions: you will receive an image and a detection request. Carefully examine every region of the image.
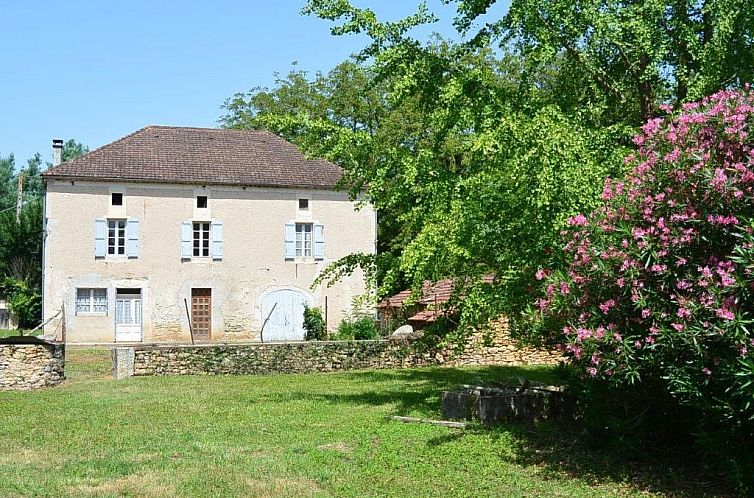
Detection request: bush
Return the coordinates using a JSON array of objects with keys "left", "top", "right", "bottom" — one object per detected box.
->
[
  {"left": 335, "top": 315, "right": 378, "bottom": 340},
  {"left": 1, "top": 277, "right": 41, "bottom": 329},
  {"left": 523, "top": 88, "right": 754, "bottom": 490},
  {"left": 303, "top": 305, "right": 326, "bottom": 341}
]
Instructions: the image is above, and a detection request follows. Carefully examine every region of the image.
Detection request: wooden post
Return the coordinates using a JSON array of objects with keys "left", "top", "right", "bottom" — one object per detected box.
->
[
  {"left": 15, "top": 172, "right": 24, "bottom": 223},
  {"left": 184, "top": 298, "right": 194, "bottom": 345},
  {"left": 260, "top": 302, "right": 277, "bottom": 343}
]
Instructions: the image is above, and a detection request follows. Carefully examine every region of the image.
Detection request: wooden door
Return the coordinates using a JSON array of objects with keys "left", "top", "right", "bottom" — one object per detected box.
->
[
  {"left": 260, "top": 289, "right": 309, "bottom": 341},
  {"left": 191, "top": 288, "right": 212, "bottom": 341}
]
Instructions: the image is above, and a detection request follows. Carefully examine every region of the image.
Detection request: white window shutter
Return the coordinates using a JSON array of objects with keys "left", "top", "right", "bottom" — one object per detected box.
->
[
  {"left": 314, "top": 223, "right": 325, "bottom": 260},
  {"left": 284, "top": 222, "right": 295, "bottom": 259},
  {"left": 211, "top": 221, "right": 223, "bottom": 260},
  {"left": 181, "top": 221, "right": 192, "bottom": 259},
  {"left": 94, "top": 218, "right": 106, "bottom": 258},
  {"left": 127, "top": 219, "right": 140, "bottom": 258}
]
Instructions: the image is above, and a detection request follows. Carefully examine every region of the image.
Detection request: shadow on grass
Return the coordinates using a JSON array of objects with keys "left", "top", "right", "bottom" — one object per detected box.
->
[{"left": 288, "top": 366, "right": 732, "bottom": 498}]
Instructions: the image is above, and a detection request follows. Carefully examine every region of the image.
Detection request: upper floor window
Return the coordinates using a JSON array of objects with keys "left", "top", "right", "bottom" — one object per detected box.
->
[
  {"left": 298, "top": 198, "right": 309, "bottom": 211},
  {"left": 196, "top": 196, "right": 208, "bottom": 209},
  {"left": 108, "top": 220, "right": 126, "bottom": 255},
  {"left": 295, "top": 223, "right": 313, "bottom": 257},
  {"left": 111, "top": 192, "right": 123, "bottom": 206},
  {"left": 181, "top": 220, "right": 223, "bottom": 260},
  {"left": 193, "top": 221, "right": 211, "bottom": 257}
]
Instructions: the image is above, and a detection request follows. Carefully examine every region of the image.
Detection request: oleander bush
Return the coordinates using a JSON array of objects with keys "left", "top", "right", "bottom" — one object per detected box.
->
[{"left": 522, "top": 88, "right": 754, "bottom": 490}]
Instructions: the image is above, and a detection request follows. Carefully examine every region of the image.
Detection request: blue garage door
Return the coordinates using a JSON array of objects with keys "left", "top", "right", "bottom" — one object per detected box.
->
[{"left": 260, "top": 289, "right": 310, "bottom": 341}]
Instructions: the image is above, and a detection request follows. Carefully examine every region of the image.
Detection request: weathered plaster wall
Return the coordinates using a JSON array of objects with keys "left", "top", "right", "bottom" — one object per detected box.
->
[
  {"left": 0, "top": 343, "right": 65, "bottom": 390},
  {"left": 43, "top": 181, "right": 375, "bottom": 344}
]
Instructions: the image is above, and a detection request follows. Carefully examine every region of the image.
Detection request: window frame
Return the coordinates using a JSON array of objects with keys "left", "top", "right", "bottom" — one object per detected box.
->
[
  {"left": 75, "top": 288, "right": 108, "bottom": 316},
  {"left": 111, "top": 192, "right": 123, "bottom": 206},
  {"left": 295, "top": 222, "right": 313, "bottom": 258},
  {"left": 196, "top": 195, "right": 208, "bottom": 209},
  {"left": 107, "top": 219, "right": 127, "bottom": 257},
  {"left": 192, "top": 221, "right": 211, "bottom": 258}
]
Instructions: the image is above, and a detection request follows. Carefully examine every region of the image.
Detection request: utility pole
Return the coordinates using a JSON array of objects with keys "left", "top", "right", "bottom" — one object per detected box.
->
[{"left": 15, "top": 171, "right": 24, "bottom": 223}]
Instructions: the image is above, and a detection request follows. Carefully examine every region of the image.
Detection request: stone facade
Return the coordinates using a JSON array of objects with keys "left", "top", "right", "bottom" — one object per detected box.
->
[
  {"left": 118, "top": 323, "right": 561, "bottom": 378},
  {"left": 0, "top": 343, "right": 65, "bottom": 390}
]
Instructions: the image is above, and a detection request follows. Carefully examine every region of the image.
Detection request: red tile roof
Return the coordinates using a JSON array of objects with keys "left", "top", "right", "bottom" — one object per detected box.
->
[
  {"left": 379, "top": 275, "right": 495, "bottom": 309},
  {"left": 42, "top": 126, "right": 342, "bottom": 189}
]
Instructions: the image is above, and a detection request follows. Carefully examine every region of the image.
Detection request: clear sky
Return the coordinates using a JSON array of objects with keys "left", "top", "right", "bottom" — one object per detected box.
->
[{"left": 1, "top": 1, "right": 510, "bottom": 169}]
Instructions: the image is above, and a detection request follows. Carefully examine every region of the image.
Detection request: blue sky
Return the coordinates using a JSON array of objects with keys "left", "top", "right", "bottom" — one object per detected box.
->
[{"left": 0, "top": 1, "right": 507, "bottom": 168}]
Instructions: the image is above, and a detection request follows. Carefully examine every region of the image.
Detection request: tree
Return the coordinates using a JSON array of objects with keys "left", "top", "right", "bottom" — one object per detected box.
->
[
  {"left": 450, "top": 0, "right": 754, "bottom": 125},
  {"left": 60, "top": 139, "right": 89, "bottom": 163},
  {"left": 0, "top": 199, "right": 43, "bottom": 328},
  {"left": 0, "top": 153, "right": 16, "bottom": 212}
]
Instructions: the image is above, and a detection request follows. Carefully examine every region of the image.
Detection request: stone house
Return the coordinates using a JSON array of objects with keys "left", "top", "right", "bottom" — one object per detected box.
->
[{"left": 41, "top": 126, "right": 375, "bottom": 344}]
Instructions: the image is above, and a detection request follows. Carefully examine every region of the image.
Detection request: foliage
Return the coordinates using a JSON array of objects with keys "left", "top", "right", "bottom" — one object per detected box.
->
[
  {"left": 452, "top": 0, "right": 754, "bottom": 126},
  {"left": 303, "top": 305, "right": 327, "bottom": 341},
  {"left": 523, "top": 88, "right": 754, "bottom": 490},
  {"left": 0, "top": 277, "right": 41, "bottom": 329},
  {"left": 334, "top": 315, "right": 379, "bottom": 340},
  {"left": 60, "top": 139, "right": 89, "bottom": 163}
]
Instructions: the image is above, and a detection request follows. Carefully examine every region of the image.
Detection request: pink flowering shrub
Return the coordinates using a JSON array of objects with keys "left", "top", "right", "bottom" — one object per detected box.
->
[{"left": 524, "top": 88, "right": 754, "bottom": 473}]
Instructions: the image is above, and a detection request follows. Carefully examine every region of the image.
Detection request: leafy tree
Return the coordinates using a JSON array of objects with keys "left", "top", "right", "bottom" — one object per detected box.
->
[
  {"left": 60, "top": 139, "right": 89, "bottom": 163},
  {"left": 0, "top": 153, "right": 16, "bottom": 212},
  {"left": 452, "top": 0, "right": 754, "bottom": 125},
  {"left": 0, "top": 199, "right": 43, "bottom": 328},
  {"left": 22, "top": 153, "right": 44, "bottom": 202}
]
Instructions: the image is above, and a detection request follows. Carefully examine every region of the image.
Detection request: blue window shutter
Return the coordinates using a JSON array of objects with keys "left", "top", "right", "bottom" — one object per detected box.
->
[
  {"left": 211, "top": 221, "right": 223, "bottom": 260},
  {"left": 127, "top": 219, "right": 140, "bottom": 258},
  {"left": 94, "top": 218, "right": 106, "bottom": 258},
  {"left": 314, "top": 223, "right": 325, "bottom": 260},
  {"left": 181, "top": 221, "right": 192, "bottom": 259},
  {"left": 284, "top": 222, "right": 295, "bottom": 259}
]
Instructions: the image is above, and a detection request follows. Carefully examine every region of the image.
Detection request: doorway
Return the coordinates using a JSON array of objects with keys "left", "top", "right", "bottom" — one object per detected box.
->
[
  {"left": 191, "top": 288, "right": 212, "bottom": 342},
  {"left": 115, "top": 288, "right": 142, "bottom": 342}
]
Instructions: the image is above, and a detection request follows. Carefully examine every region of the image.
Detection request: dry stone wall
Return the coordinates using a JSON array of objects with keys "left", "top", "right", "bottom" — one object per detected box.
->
[
  {"left": 121, "top": 321, "right": 560, "bottom": 378},
  {"left": 0, "top": 343, "right": 65, "bottom": 390}
]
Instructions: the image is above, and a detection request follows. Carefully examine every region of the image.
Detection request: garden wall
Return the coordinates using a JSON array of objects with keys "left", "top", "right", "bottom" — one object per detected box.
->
[
  {"left": 115, "top": 321, "right": 561, "bottom": 378},
  {"left": 0, "top": 342, "right": 65, "bottom": 390}
]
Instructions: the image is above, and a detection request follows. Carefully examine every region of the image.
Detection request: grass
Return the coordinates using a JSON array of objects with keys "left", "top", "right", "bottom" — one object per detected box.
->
[
  {"left": 0, "top": 350, "right": 728, "bottom": 497},
  {"left": 0, "top": 329, "right": 33, "bottom": 339}
]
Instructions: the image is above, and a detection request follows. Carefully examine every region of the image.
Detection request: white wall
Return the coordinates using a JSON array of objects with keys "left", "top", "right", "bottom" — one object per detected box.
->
[{"left": 43, "top": 180, "right": 375, "bottom": 344}]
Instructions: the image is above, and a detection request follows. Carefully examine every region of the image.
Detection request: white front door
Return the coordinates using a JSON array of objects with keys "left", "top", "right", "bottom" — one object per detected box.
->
[{"left": 115, "top": 291, "right": 142, "bottom": 342}]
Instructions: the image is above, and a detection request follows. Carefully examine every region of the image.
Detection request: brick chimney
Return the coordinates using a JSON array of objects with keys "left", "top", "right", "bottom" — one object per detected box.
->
[{"left": 52, "top": 139, "right": 63, "bottom": 166}]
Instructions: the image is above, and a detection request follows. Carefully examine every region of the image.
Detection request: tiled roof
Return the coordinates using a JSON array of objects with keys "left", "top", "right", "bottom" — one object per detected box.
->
[
  {"left": 379, "top": 276, "right": 495, "bottom": 309},
  {"left": 42, "top": 126, "right": 343, "bottom": 189}
]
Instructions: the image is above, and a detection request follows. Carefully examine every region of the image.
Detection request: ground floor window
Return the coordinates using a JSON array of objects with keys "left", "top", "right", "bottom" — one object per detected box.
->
[{"left": 75, "top": 288, "right": 108, "bottom": 314}]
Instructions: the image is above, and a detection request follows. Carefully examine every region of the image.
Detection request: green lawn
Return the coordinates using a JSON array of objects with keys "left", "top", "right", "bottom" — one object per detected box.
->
[{"left": 0, "top": 351, "right": 723, "bottom": 497}]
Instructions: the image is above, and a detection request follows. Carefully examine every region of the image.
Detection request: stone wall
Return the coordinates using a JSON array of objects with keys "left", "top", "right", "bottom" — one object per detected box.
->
[
  {"left": 0, "top": 343, "right": 65, "bottom": 390},
  {"left": 118, "top": 322, "right": 560, "bottom": 378},
  {"left": 443, "top": 317, "right": 562, "bottom": 367}
]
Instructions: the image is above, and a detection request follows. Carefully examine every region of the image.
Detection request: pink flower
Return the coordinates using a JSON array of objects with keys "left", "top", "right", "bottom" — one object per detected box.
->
[
  {"left": 671, "top": 323, "right": 685, "bottom": 331},
  {"left": 715, "top": 308, "right": 735, "bottom": 320},
  {"left": 613, "top": 332, "right": 622, "bottom": 341},
  {"left": 535, "top": 269, "right": 548, "bottom": 281},
  {"left": 599, "top": 299, "right": 616, "bottom": 313},
  {"left": 567, "top": 214, "right": 588, "bottom": 226},
  {"left": 676, "top": 308, "right": 691, "bottom": 319},
  {"left": 641, "top": 308, "right": 652, "bottom": 319},
  {"left": 586, "top": 367, "right": 598, "bottom": 377},
  {"left": 702, "top": 367, "right": 712, "bottom": 376}
]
